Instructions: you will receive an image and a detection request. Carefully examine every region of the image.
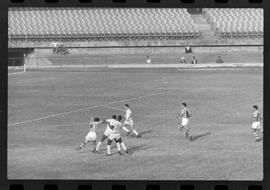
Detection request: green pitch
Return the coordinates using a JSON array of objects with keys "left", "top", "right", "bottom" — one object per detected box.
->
[{"left": 8, "top": 67, "right": 263, "bottom": 180}]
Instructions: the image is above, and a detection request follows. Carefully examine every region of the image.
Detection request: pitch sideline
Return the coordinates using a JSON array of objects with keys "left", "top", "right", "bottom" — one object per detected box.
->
[{"left": 8, "top": 91, "right": 168, "bottom": 127}]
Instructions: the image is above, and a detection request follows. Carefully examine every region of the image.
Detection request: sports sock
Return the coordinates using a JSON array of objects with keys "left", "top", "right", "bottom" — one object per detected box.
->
[
  {"left": 122, "top": 127, "right": 130, "bottom": 133},
  {"left": 121, "top": 142, "right": 127, "bottom": 151},
  {"left": 96, "top": 141, "right": 102, "bottom": 151},
  {"left": 80, "top": 142, "right": 86, "bottom": 148},
  {"left": 107, "top": 145, "right": 111, "bottom": 155},
  {"left": 116, "top": 143, "right": 121, "bottom": 151},
  {"left": 132, "top": 129, "right": 139, "bottom": 136}
]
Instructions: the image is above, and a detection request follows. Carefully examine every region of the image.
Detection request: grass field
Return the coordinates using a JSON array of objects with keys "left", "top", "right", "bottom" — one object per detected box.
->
[{"left": 8, "top": 67, "right": 263, "bottom": 180}]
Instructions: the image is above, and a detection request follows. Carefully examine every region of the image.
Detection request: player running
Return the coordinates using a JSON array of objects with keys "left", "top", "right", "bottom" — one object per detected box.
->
[
  {"left": 122, "top": 104, "right": 140, "bottom": 137},
  {"left": 106, "top": 115, "right": 129, "bottom": 156},
  {"left": 93, "top": 115, "right": 116, "bottom": 153},
  {"left": 77, "top": 117, "right": 103, "bottom": 151},
  {"left": 252, "top": 105, "right": 263, "bottom": 142},
  {"left": 178, "top": 103, "right": 193, "bottom": 141}
]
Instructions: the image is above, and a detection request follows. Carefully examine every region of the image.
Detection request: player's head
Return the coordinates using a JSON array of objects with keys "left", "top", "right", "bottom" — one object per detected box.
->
[
  {"left": 112, "top": 115, "right": 117, "bottom": 119},
  {"left": 253, "top": 105, "right": 258, "bottom": 110},
  {"left": 117, "top": 115, "right": 122, "bottom": 121},
  {"left": 182, "top": 103, "right": 187, "bottom": 108},
  {"left": 90, "top": 116, "right": 94, "bottom": 122},
  {"left": 124, "top": 104, "right": 129, "bottom": 109},
  {"left": 94, "top": 117, "right": 100, "bottom": 122}
]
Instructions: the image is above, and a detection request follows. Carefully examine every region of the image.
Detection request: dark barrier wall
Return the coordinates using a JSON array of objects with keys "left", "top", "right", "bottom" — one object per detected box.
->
[{"left": 8, "top": 48, "right": 34, "bottom": 66}]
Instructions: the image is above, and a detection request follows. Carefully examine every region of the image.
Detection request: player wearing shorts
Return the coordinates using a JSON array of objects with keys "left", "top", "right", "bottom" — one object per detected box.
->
[
  {"left": 178, "top": 103, "right": 193, "bottom": 141},
  {"left": 93, "top": 115, "right": 116, "bottom": 152},
  {"left": 106, "top": 115, "right": 129, "bottom": 156},
  {"left": 122, "top": 104, "right": 140, "bottom": 137},
  {"left": 77, "top": 117, "right": 103, "bottom": 151},
  {"left": 252, "top": 105, "right": 262, "bottom": 142}
]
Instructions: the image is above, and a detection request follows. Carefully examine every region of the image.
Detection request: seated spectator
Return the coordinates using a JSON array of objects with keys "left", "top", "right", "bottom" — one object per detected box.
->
[
  {"left": 216, "top": 56, "right": 224, "bottom": 63},
  {"left": 191, "top": 56, "right": 198, "bottom": 64},
  {"left": 146, "top": 56, "right": 152, "bottom": 64},
  {"left": 185, "top": 43, "right": 192, "bottom": 53},
  {"left": 180, "top": 56, "right": 187, "bottom": 64}
]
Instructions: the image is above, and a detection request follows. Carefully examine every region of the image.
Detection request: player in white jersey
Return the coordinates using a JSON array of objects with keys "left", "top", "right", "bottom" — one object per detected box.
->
[
  {"left": 106, "top": 115, "right": 129, "bottom": 156},
  {"left": 122, "top": 104, "right": 140, "bottom": 137},
  {"left": 77, "top": 117, "right": 103, "bottom": 151},
  {"left": 93, "top": 115, "right": 116, "bottom": 152},
  {"left": 252, "top": 105, "right": 262, "bottom": 142},
  {"left": 178, "top": 103, "right": 193, "bottom": 141}
]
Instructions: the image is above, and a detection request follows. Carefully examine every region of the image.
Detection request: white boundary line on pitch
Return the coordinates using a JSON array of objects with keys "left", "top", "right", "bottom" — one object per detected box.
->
[
  {"left": 177, "top": 68, "right": 257, "bottom": 71},
  {"left": 8, "top": 71, "right": 26, "bottom": 75},
  {"left": 102, "top": 105, "right": 125, "bottom": 112},
  {"left": 8, "top": 91, "right": 167, "bottom": 127}
]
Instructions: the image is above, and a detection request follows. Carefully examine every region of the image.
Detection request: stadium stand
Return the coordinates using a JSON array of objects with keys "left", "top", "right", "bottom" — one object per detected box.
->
[
  {"left": 8, "top": 8, "right": 200, "bottom": 41},
  {"left": 203, "top": 8, "right": 263, "bottom": 38}
]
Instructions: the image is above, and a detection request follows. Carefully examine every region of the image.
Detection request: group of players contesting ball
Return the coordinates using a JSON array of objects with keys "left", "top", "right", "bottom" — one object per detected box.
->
[{"left": 77, "top": 103, "right": 263, "bottom": 156}]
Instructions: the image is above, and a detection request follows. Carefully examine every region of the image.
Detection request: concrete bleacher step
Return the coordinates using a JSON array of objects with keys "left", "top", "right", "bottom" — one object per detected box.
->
[{"left": 191, "top": 14, "right": 217, "bottom": 41}]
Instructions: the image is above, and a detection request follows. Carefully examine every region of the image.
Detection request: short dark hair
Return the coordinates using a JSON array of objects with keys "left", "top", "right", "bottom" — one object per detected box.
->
[
  {"left": 124, "top": 104, "right": 129, "bottom": 108},
  {"left": 182, "top": 103, "right": 187, "bottom": 107},
  {"left": 112, "top": 115, "right": 117, "bottom": 119},
  {"left": 94, "top": 117, "right": 100, "bottom": 122},
  {"left": 253, "top": 105, "right": 258, "bottom": 109},
  {"left": 117, "top": 115, "right": 122, "bottom": 121}
]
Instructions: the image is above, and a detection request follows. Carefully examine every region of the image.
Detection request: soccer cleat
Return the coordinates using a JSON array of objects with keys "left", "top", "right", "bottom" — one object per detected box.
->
[
  {"left": 106, "top": 153, "right": 111, "bottom": 156},
  {"left": 126, "top": 131, "right": 131, "bottom": 136},
  {"left": 256, "top": 138, "right": 261, "bottom": 142},
  {"left": 136, "top": 134, "right": 142, "bottom": 138},
  {"left": 125, "top": 150, "right": 129, "bottom": 154},
  {"left": 92, "top": 149, "right": 98, "bottom": 153}
]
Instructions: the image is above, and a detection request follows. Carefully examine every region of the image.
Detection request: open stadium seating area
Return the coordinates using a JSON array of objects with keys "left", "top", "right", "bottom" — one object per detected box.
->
[
  {"left": 203, "top": 8, "right": 263, "bottom": 38},
  {"left": 8, "top": 8, "right": 200, "bottom": 41}
]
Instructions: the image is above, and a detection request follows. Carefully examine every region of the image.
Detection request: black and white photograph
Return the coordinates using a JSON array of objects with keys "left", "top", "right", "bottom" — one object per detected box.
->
[{"left": 8, "top": 8, "right": 263, "bottom": 180}]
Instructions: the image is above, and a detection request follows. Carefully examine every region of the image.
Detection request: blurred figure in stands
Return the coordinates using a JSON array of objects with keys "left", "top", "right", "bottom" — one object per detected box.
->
[
  {"left": 191, "top": 56, "right": 198, "bottom": 64},
  {"left": 185, "top": 43, "right": 192, "bottom": 53},
  {"left": 180, "top": 56, "right": 187, "bottom": 64},
  {"left": 146, "top": 56, "right": 152, "bottom": 64},
  {"left": 52, "top": 42, "right": 59, "bottom": 54},
  {"left": 216, "top": 56, "right": 224, "bottom": 63}
]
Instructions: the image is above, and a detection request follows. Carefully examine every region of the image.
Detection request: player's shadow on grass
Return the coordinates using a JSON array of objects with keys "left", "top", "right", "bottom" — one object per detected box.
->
[
  {"left": 128, "top": 144, "right": 152, "bottom": 155},
  {"left": 192, "top": 132, "right": 211, "bottom": 141},
  {"left": 139, "top": 130, "right": 153, "bottom": 137}
]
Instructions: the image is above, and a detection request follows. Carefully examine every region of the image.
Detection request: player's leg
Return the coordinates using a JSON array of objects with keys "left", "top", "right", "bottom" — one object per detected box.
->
[
  {"left": 95, "top": 134, "right": 107, "bottom": 152},
  {"left": 183, "top": 125, "right": 192, "bottom": 141},
  {"left": 253, "top": 128, "right": 260, "bottom": 141},
  {"left": 123, "top": 122, "right": 131, "bottom": 135},
  {"left": 106, "top": 139, "right": 112, "bottom": 156},
  {"left": 129, "top": 120, "right": 139, "bottom": 137},
  {"left": 118, "top": 138, "right": 128, "bottom": 153}
]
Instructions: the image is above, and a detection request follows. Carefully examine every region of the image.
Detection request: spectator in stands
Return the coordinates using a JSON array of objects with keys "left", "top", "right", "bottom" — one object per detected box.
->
[
  {"left": 146, "top": 56, "right": 152, "bottom": 64},
  {"left": 191, "top": 56, "right": 198, "bottom": 64},
  {"left": 185, "top": 43, "right": 192, "bottom": 53},
  {"left": 52, "top": 42, "right": 59, "bottom": 54},
  {"left": 216, "top": 56, "right": 224, "bottom": 64},
  {"left": 180, "top": 56, "right": 187, "bottom": 64}
]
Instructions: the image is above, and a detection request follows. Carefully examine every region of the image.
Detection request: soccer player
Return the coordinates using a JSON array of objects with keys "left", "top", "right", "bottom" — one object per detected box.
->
[
  {"left": 106, "top": 115, "right": 129, "bottom": 156},
  {"left": 252, "top": 105, "right": 262, "bottom": 142},
  {"left": 93, "top": 115, "right": 116, "bottom": 152},
  {"left": 122, "top": 104, "right": 140, "bottom": 137},
  {"left": 178, "top": 103, "right": 193, "bottom": 141},
  {"left": 77, "top": 117, "right": 103, "bottom": 151}
]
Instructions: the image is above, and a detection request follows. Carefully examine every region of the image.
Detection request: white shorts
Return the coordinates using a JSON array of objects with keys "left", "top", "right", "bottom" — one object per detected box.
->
[
  {"left": 104, "top": 127, "right": 112, "bottom": 136},
  {"left": 108, "top": 133, "right": 121, "bottom": 141},
  {"left": 252, "top": 121, "right": 261, "bottom": 129},
  {"left": 181, "top": 118, "right": 189, "bottom": 126},
  {"left": 85, "top": 132, "right": 97, "bottom": 142},
  {"left": 124, "top": 119, "right": 134, "bottom": 127}
]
